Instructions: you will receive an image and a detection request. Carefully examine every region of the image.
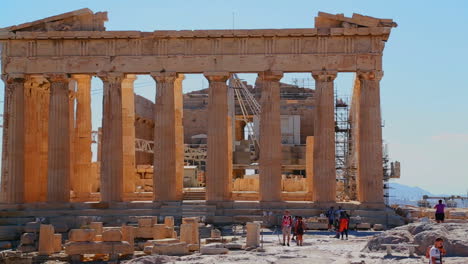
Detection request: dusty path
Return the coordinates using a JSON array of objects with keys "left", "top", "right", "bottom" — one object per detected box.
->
[{"left": 126, "top": 231, "right": 468, "bottom": 264}]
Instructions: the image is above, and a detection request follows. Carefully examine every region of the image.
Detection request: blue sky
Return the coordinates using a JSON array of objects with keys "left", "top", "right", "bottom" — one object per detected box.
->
[{"left": 1, "top": 0, "right": 467, "bottom": 195}]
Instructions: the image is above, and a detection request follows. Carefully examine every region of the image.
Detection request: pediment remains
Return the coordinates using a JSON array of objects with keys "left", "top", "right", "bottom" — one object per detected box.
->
[
  {"left": 315, "top": 12, "right": 397, "bottom": 28},
  {"left": 0, "top": 8, "right": 107, "bottom": 32}
]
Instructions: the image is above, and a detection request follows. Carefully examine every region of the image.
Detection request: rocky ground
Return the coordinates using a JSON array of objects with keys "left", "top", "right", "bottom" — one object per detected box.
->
[
  {"left": 123, "top": 228, "right": 468, "bottom": 264},
  {"left": 16, "top": 222, "right": 468, "bottom": 263}
]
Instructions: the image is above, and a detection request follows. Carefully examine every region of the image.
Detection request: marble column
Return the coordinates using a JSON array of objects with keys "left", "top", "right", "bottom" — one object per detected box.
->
[
  {"left": 204, "top": 72, "right": 232, "bottom": 202},
  {"left": 68, "top": 82, "right": 76, "bottom": 197},
  {"left": 356, "top": 71, "right": 384, "bottom": 204},
  {"left": 99, "top": 73, "right": 125, "bottom": 202},
  {"left": 24, "top": 76, "right": 49, "bottom": 202},
  {"left": 311, "top": 71, "right": 337, "bottom": 203},
  {"left": 46, "top": 73, "right": 70, "bottom": 203},
  {"left": 151, "top": 72, "right": 184, "bottom": 202},
  {"left": 0, "top": 74, "right": 26, "bottom": 204},
  {"left": 71, "top": 74, "right": 93, "bottom": 198},
  {"left": 258, "top": 71, "right": 283, "bottom": 202},
  {"left": 122, "top": 75, "right": 137, "bottom": 195}
]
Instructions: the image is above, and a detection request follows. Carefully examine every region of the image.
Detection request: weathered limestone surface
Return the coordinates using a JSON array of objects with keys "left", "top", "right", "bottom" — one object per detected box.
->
[
  {"left": 311, "top": 71, "right": 337, "bottom": 203},
  {"left": 246, "top": 222, "right": 260, "bottom": 248},
  {"left": 121, "top": 225, "right": 135, "bottom": 249},
  {"left": 54, "top": 234, "right": 62, "bottom": 253},
  {"left": 24, "top": 76, "right": 49, "bottom": 202},
  {"left": 205, "top": 72, "right": 232, "bottom": 202},
  {"left": 151, "top": 72, "right": 184, "bottom": 201},
  {"left": 0, "top": 75, "right": 25, "bottom": 203},
  {"left": 151, "top": 242, "right": 189, "bottom": 256},
  {"left": 69, "top": 80, "right": 76, "bottom": 199},
  {"left": 180, "top": 223, "right": 196, "bottom": 245},
  {"left": 164, "top": 216, "right": 174, "bottom": 227},
  {"left": 89, "top": 222, "right": 103, "bottom": 235},
  {"left": 69, "top": 229, "right": 96, "bottom": 242},
  {"left": 46, "top": 74, "right": 70, "bottom": 203},
  {"left": 65, "top": 241, "right": 133, "bottom": 255},
  {"left": 71, "top": 74, "right": 93, "bottom": 198},
  {"left": 38, "top": 224, "right": 55, "bottom": 255},
  {"left": 153, "top": 224, "right": 167, "bottom": 239},
  {"left": 258, "top": 71, "right": 283, "bottom": 202},
  {"left": 305, "top": 136, "right": 314, "bottom": 196},
  {"left": 356, "top": 71, "right": 384, "bottom": 204},
  {"left": 122, "top": 75, "right": 137, "bottom": 194},
  {"left": 102, "top": 229, "right": 122, "bottom": 242},
  {"left": 99, "top": 73, "right": 125, "bottom": 202}
]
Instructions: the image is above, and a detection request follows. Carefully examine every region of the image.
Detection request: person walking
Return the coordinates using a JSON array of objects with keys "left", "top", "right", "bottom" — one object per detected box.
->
[
  {"left": 291, "top": 216, "right": 298, "bottom": 241},
  {"left": 325, "top": 206, "right": 335, "bottom": 231},
  {"left": 281, "top": 210, "right": 293, "bottom": 246},
  {"left": 294, "top": 216, "right": 307, "bottom": 246},
  {"left": 434, "top": 200, "right": 446, "bottom": 223},
  {"left": 338, "top": 211, "right": 349, "bottom": 240},
  {"left": 334, "top": 206, "right": 343, "bottom": 238}
]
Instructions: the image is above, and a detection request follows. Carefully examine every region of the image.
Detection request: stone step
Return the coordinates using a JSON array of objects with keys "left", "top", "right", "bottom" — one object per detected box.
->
[
  {"left": 0, "top": 208, "right": 162, "bottom": 218},
  {"left": 0, "top": 226, "right": 23, "bottom": 241},
  {"left": 0, "top": 217, "right": 36, "bottom": 225}
]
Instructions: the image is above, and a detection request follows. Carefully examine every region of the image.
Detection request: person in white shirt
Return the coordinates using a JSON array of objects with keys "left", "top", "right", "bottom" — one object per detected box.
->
[{"left": 428, "top": 237, "right": 445, "bottom": 264}]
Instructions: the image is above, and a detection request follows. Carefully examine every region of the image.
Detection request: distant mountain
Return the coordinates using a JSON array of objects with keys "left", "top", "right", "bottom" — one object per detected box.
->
[
  {"left": 388, "top": 183, "right": 468, "bottom": 208},
  {"left": 388, "top": 183, "right": 433, "bottom": 206}
]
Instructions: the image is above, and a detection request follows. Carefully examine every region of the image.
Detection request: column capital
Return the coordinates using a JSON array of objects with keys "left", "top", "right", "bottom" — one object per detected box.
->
[
  {"left": 97, "top": 72, "right": 125, "bottom": 83},
  {"left": 357, "top": 70, "right": 383, "bottom": 81},
  {"left": 312, "top": 71, "right": 337, "bottom": 82},
  {"left": 1, "top": 73, "right": 26, "bottom": 83},
  {"left": 71, "top": 74, "right": 92, "bottom": 81},
  {"left": 150, "top": 71, "right": 184, "bottom": 83},
  {"left": 44, "top": 73, "right": 70, "bottom": 83},
  {"left": 257, "top": 71, "right": 283, "bottom": 81},
  {"left": 203, "top": 72, "right": 231, "bottom": 82},
  {"left": 124, "top": 74, "right": 138, "bottom": 82}
]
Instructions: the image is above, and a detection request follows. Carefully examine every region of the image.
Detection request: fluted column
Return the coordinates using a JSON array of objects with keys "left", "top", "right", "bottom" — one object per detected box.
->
[
  {"left": 204, "top": 72, "right": 232, "bottom": 202},
  {"left": 151, "top": 72, "right": 184, "bottom": 202},
  {"left": 258, "top": 71, "right": 283, "bottom": 202},
  {"left": 46, "top": 73, "right": 70, "bottom": 203},
  {"left": 24, "top": 76, "right": 49, "bottom": 202},
  {"left": 68, "top": 82, "right": 76, "bottom": 197},
  {"left": 356, "top": 71, "right": 384, "bottom": 204},
  {"left": 122, "top": 75, "right": 137, "bottom": 195},
  {"left": 311, "top": 71, "right": 337, "bottom": 203},
  {"left": 71, "top": 74, "right": 93, "bottom": 199},
  {"left": 99, "top": 73, "right": 125, "bottom": 202},
  {"left": 0, "top": 74, "right": 26, "bottom": 204}
]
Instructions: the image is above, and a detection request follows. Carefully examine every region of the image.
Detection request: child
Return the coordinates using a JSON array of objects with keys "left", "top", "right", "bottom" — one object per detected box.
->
[
  {"left": 291, "top": 216, "right": 298, "bottom": 241},
  {"left": 339, "top": 211, "right": 349, "bottom": 240},
  {"left": 294, "top": 216, "right": 307, "bottom": 246}
]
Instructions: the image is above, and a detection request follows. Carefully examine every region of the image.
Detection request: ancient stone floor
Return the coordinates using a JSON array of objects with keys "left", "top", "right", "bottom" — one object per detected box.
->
[
  {"left": 125, "top": 231, "right": 466, "bottom": 264},
  {"left": 121, "top": 231, "right": 467, "bottom": 264}
]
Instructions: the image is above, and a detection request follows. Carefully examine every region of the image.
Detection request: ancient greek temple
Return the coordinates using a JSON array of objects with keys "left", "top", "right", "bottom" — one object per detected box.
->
[{"left": 0, "top": 9, "right": 398, "bottom": 223}]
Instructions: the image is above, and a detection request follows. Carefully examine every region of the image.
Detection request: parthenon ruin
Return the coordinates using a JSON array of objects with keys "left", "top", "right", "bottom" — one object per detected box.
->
[{"left": 0, "top": 9, "right": 400, "bottom": 225}]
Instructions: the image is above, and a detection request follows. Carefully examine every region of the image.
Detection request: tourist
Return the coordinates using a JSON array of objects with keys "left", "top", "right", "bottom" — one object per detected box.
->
[
  {"left": 434, "top": 200, "right": 446, "bottom": 223},
  {"left": 291, "top": 216, "right": 298, "bottom": 241},
  {"left": 339, "top": 211, "right": 349, "bottom": 240},
  {"left": 325, "top": 206, "right": 335, "bottom": 230},
  {"left": 281, "top": 210, "right": 293, "bottom": 246},
  {"left": 334, "top": 206, "right": 343, "bottom": 238},
  {"left": 294, "top": 216, "right": 307, "bottom": 246},
  {"left": 427, "top": 237, "right": 445, "bottom": 264}
]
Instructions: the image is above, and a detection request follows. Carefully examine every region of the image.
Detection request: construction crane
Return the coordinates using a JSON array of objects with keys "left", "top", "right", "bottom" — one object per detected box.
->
[
  {"left": 418, "top": 195, "right": 468, "bottom": 208},
  {"left": 228, "top": 73, "right": 261, "bottom": 157}
]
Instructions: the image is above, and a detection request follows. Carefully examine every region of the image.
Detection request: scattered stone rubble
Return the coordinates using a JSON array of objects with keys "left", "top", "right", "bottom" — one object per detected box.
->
[{"left": 365, "top": 222, "right": 468, "bottom": 257}]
